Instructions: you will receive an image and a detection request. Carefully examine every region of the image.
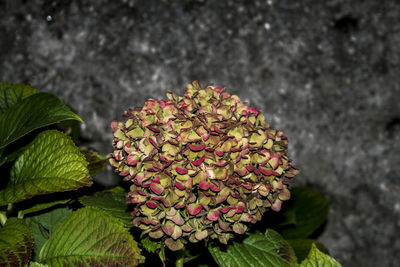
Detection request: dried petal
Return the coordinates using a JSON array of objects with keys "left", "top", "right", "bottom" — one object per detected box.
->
[{"left": 188, "top": 203, "right": 203, "bottom": 215}]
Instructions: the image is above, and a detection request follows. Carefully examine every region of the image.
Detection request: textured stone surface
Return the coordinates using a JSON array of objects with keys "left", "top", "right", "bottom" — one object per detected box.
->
[{"left": 1, "top": 0, "right": 399, "bottom": 266}]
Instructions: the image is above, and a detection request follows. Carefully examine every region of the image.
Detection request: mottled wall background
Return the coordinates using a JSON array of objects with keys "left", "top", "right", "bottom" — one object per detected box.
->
[{"left": 1, "top": 0, "right": 399, "bottom": 266}]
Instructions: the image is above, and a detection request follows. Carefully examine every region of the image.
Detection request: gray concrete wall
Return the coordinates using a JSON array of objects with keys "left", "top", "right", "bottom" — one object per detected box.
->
[{"left": 1, "top": 0, "right": 399, "bottom": 265}]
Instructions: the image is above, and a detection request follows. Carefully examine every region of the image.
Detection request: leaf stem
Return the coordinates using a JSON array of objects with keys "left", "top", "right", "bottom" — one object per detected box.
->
[
  {"left": 158, "top": 243, "right": 166, "bottom": 267},
  {"left": 175, "top": 248, "right": 185, "bottom": 267}
]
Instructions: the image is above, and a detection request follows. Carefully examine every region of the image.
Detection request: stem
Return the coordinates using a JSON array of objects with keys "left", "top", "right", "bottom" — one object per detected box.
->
[
  {"left": 7, "top": 203, "right": 14, "bottom": 215},
  {"left": 0, "top": 212, "right": 7, "bottom": 226},
  {"left": 175, "top": 248, "right": 185, "bottom": 267},
  {"left": 158, "top": 243, "right": 166, "bottom": 267}
]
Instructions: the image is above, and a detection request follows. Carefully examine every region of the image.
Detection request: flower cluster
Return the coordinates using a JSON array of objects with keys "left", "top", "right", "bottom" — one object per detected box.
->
[{"left": 109, "top": 81, "right": 296, "bottom": 250}]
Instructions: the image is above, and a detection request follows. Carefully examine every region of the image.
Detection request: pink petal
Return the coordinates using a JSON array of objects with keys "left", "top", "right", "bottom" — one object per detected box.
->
[
  {"left": 216, "top": 196, "right": 227, "bottom": 203},
  {"left": 216, "top": 150, "right": 225, "bottom": 157},
  {"left": 268, "top": 154, "right": 280, "bottom": 169},
  {"left": 220, "top": 206, "right": 232, "bottom": 213},
  {"left": 151, "top": 175, "right": 160, "bottom": 183},
  {"left": 215, "top": 87, "right": 224, "bottom": 94},
  {"left": 111, "top": 121, "right": 118, "bottom": 131},
  {"left": 210, "top": 184, "right": 221, "bottom": 192},
  {"left": 147, "top": 126, "right": 160, "bottom": 133},
  {"left": 142, "top": 182, "right": 151, "bottom": 187},
  {"left": 191, "top": 155, "right": 205, "bottom": 166},
  {"left": 137, "top": 190, "right": 146, "bottom": 196},
  {"left": 259, "top": 167, "right": 273, "bottom": 176},
  {"left": 240, "top": 213, "right": 253, "bottom": 223},
  {"left": 188, "top": 144, "right": 206, "bottom": 151},
  {"left": 126, "top": 155, "right": 139, "bottom": 166},
  {"left": 145, "top": 201, "right": 157, "bottom": 208},
  {"left": 199, "top": 180, "right": 210, "bottom": 190},
  {"left": 161, "top": 225, "right": 174, "bottom": 236},
  {"left": 153, "top": 161, "right": 163, "bottom": 170},
  {"left": 150, "top": 196, "right": 170, "bottom": 207},
  {"left": 176, "top": 166, "right": 188, "bottom": 174},
  {"left": 241, "top": 182, "right": 253, "bottom": 190},
  {"left": 172, "top": 215, "right": 184, "bottom": 226},
  {"left": 216, "top": 160, "right": 228, "bottom": 167},
  {"left": 234, "top": 168, "right": 247, "bottom": 176},
  {"left": 271, "top": 199, "right": 282, "bottom": 211},
  {"left": 246, "top": 165, "right": 255, "bottom": 171},
  {"left": 214, "top": 125, "right": 226, "bottom": 134},
  {"left": 207, "top": 210, "right": 220, "bottom": 221},
  {"left": 150, "top": 183, "right": 164, "bottom": 195},
  {"left": 235, "top": 206, "right": 244, "bottom": 213},
  {"left": 188, "top": 203, "right": 202, "bottom": 215},
  {"left": 119, "top": 170, "right": 129, "bottom": 176},
  {"left": 175, "top": 181, "right": 186, "bottom": 190},
  {"left": 248, "top": 107, "right": 259, "bottom": 115},
  {"left": 272, "top": 171, "right": 281, "bottom": 177},
  {"left": 149, "top": 137, "right": 159, "bottom": 148},
  {"left": 168, "top": 139, "right": 179, "bottom": 145}
]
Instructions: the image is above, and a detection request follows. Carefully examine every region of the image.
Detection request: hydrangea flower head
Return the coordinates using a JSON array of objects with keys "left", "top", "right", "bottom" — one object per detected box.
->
[{"left": 109, "top": 81, "right": 296, "bottom": 250}]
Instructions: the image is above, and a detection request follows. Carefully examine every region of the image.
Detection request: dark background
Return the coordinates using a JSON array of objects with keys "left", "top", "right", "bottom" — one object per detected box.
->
[{"left": 1, "top": 0, "right": 399, "bottom": 266}]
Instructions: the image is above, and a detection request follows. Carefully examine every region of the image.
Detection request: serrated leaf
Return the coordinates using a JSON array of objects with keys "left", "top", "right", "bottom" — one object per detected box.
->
[
  {"left": 0, "top": 130, "right": 92, "bottom": 205},
  {"left": 79, "top": 148, "right": 107, "bottom": 177},
  {"left": 0, "top": 83, "right": 39, "bottom": 114},
  {"left": 0, "top": 92, "right": 82, "bottom": 149},
  {"left": 280, "top": 187, "right": 329, "bottom": 239},
  {"left": 208, "top": 229, "right": 297, "bottom": 267},
  {"left": 26, "top": 207, "right": 73, "bottom": 261},
  {"left": 140, "top": 236, "right": 161, "bottom": 254},
  {"left": 79, "top": 186, "right": 131, "bottom": 226},
  {"left": 39, "top": 207, "right": 144, "bottom": 266},
  {"left": 299, "top": 243, "right": 341, "bottom": 267},
  {"left": 0, "top": 217, "right": 34, "bottom": 266},
  {"left": 287, "top": 239, "right": 329, "bottom": 262}
]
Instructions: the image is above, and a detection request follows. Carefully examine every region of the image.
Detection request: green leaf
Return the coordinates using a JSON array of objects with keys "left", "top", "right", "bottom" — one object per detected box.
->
[
  {"left": 39, "top": 207, "right": 144, "bottom": 266},
  {"left": 287, "top": 239, "right": 329, "bottom": 262},
  {"left": 26, "top": 207, "right": 73, "bottom": 261},
  {"left": 208, "top": 229, "right": 297, "bottom": 267},
  {"left": 299, "top": 243, "right": 341, "bottom": 267},
  {"left": 19, "top": 199, "right": 71, "bottom": 217},
  {"left": 0, "top": 217, "right": 34, "bottom": 266},
  {"left": 279, "top": 187, "right": 329, "bottom": 239},
  {"left": 79, "top": 186, "right": 131, "bottom": 226},
  {"left": 79, "top": 148, "right": 107, "bottom": 177},
  {"left": 183, "top": 248, "right": 200, "bottom": 264},
  {"left": 0, "top": 143, "right": 29, "bottom": 167},
  {"left": 140, "top": 236, "right": 161, "bottom": 254},
  {"left": 0, "top": 92, "right": 82, "bottom": 149},
  {"left": 0, "top": 83, "right": 39, "bottom": 114},
  {"left": 0, "top": 130, "right": 92, "bottom": 205}
]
